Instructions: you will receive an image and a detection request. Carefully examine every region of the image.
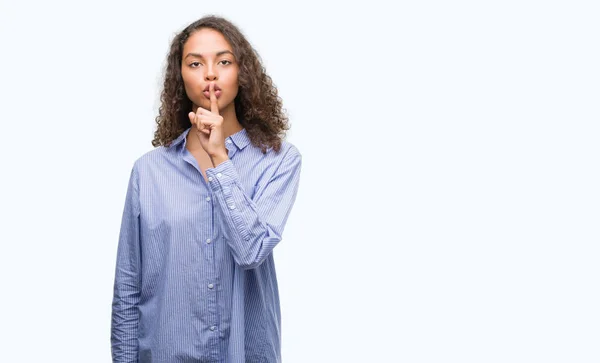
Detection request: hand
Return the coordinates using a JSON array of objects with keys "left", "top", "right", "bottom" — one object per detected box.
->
[{"left": 188, "top": 82, "right": 228, "bottom": 159}]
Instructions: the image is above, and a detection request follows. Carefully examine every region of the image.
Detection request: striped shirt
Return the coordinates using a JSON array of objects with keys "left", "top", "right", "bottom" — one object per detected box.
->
[{"left": 111, "top": 127, "right": 302, "bottom": 363}]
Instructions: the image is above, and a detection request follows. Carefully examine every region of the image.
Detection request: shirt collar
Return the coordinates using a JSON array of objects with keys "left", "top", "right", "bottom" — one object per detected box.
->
[
  {"left": 167, "top": 127, "right": 191, "bottom": 149},
  {"left": 167, "top": 126, "right": 250, "bottom": 151},
  {"left": 228, "top": 127, "right": 250, "bottom": 151}
]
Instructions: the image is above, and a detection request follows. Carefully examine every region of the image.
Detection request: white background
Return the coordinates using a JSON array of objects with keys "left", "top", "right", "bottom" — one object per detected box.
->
[{"left": 1, "top": 1, "right": 598, "bottom": 362}]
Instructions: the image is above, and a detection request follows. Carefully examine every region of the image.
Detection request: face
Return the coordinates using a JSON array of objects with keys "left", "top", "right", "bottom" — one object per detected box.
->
[{"left": 181, "top": 28, "right": 239, "bottom": 113}]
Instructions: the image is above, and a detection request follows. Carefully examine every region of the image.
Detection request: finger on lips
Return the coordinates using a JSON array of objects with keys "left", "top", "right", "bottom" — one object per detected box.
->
[
  {"left": 188, "top": 83, "right": 220, "bottom": 135},
  {"left": 210, "top": 83, "right": 219, "bottom": 115}
]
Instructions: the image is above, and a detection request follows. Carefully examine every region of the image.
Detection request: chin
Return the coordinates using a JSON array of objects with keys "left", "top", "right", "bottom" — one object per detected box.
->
[{"left": 210, "top": 99, "right": 234, "bottom": 111}]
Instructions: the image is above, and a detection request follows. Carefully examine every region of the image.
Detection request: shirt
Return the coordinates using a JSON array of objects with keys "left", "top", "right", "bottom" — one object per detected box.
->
[{"left": 111, "top": 127, "right": 302, "bottom": 363}]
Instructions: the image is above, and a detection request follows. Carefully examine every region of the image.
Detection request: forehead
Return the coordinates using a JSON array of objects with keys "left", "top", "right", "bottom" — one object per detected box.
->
[{"left": 183, "top": 28, "right": 233, "bottom": 54}]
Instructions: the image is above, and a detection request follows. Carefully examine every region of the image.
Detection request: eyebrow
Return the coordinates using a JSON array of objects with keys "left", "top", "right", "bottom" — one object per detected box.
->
[{"left": 184, "top": 50, "right": 234, "bottom": 59}]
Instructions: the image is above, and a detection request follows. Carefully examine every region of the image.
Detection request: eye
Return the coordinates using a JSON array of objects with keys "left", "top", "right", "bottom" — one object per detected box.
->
[
  {"left": 219, "top": 60, "right": 232, "bottom": 65},
  {"left": 189, "top": 61, "right": 201, "bottom": 68}
]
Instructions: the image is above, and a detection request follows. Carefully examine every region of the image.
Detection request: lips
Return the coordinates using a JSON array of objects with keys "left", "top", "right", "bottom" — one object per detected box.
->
[
  {"left": 203, "top": 84, "right": 221, "bottom": 92},
  {"left": 203, "top": 90, "right": 221, "bottom": 99},
  {"left": 203, "top": 83, "right": 222, "bottom": 99}
]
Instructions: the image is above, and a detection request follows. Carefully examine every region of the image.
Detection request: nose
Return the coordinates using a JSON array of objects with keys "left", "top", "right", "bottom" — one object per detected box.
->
[{"left": 205, "top": 65, "right": 218, "bottom": 81}]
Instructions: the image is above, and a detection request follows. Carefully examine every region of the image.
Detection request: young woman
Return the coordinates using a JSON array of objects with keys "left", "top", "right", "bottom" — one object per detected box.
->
[{"left": 111, "top": 15, "right": 302, "bottom": 363}]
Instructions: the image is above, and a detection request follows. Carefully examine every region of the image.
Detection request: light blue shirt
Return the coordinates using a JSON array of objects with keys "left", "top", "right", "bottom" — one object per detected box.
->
[{"left": 111, "top": 127, "right": 302, "bottom": 363}]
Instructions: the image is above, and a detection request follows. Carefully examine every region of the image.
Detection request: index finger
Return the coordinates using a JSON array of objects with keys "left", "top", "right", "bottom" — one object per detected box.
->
[{"left": 209, "top": 82, "right": 219, "bottom": 115}]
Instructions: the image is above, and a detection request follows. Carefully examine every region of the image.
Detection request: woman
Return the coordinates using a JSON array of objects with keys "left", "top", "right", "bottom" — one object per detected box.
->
[{"left": 111, "top": 15, "right": 302, "bottom": 363}]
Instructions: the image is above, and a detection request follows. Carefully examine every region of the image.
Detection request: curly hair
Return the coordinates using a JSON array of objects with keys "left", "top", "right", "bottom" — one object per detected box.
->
[{"left": 151, "top": 15, "right": 290, "bottom": 153}]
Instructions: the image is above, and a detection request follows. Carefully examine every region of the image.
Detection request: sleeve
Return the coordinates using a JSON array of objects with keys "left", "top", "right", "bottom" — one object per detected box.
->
[
  {"left": 111, "top": 164, "right": 141, "bottom": 362},
  {"left": 205, "top": 146, "right": 302, "bottom": 270}
]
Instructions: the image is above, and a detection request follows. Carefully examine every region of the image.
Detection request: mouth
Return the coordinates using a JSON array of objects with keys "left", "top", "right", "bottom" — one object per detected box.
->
[
  {"left": 203, "top": 84, "right": 222, "bottom": 99},
  {"left": 203, "top": 83, "right": 221, "bottom": 92}
]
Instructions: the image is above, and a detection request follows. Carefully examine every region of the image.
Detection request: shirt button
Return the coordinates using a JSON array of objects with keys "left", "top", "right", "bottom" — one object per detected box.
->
[
  {"left": 208, "top": 283, "right": 214, "bottom": 289},
  {"left": 206, "top": 197, "right": 211, "bottom": 202},
  {"left": 216, "top": 173, "right": 222, "bottom": 178},
  {"left": 206, "top": 238, "right": 211, "bottom": 244},
  {"left": 229, "top": 204, "right": 236, "bottom": 210},
  {"left": 208, "top": 176, "right": 213, "bottom": 182},
  {"left": 226, "top": 139, "right": 232, "bottom": 144},
  {"left": 210, "top": 326, "right": 217, "bottom": 331}
]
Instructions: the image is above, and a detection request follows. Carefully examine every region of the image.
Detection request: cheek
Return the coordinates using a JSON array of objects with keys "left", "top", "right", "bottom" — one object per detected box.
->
[
  {"left": 224, "top": 76, "right": 239, "bottom": 98},
  {"left": 229, "top": 85, "right": 239, "bottom": 101},
  {"left": 181, "top": 70, "right": 200, "bottom": 90},
  {"left": 226, "top": 68, "right": 240, "bottom": 86},
  {"left": 181, "top": 73, "right": 193, "bottom": 94},
  {"left": 231, "top": 83, "right": 239, "bottom": 94}
]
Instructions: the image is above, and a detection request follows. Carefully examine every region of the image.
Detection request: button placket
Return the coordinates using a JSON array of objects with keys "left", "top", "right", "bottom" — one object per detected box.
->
[{"left": 203, "top": 191, "right": 214, "bottom": 260}]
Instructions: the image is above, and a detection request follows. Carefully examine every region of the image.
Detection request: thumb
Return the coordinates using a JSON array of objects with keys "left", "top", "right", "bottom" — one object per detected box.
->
[{"left": 188, "top": 112, "right": 196, "bottom": 125}]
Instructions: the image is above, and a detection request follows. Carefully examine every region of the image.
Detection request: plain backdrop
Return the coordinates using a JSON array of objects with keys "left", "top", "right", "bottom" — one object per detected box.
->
[{"left": 0, "top": 0, "right": 598, "bottom": 362}]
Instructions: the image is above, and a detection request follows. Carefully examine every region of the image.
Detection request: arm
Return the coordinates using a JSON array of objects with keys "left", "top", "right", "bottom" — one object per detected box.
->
[
  {"left": 111, "top": 165, "right": 141, "bottom": 362},
  {"left": 206, "top": 147, "right": 302, "bottom": 269}
]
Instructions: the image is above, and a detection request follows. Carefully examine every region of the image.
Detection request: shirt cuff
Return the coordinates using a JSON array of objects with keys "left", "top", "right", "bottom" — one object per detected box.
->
[{"left": 205, "top": 159, "right": 239, "bottom": 191}]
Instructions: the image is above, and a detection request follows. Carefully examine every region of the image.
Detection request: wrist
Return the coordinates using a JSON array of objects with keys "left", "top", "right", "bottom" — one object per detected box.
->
[{"left": 210, "top": 152, "right": 229, "bottom": 167}]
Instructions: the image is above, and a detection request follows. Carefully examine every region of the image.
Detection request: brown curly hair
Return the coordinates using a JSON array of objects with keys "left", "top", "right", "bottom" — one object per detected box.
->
[{"left": 151, "top": 15, "right": 290, "bottom": 153}]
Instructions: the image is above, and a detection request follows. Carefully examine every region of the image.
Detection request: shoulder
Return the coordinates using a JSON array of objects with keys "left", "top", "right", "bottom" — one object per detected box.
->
[
  {"left": 274, "top": 140, "right": 301, "bottom": 160},
  {"left": 280, "top": 141, "right": 302, "bottom": 168},
  {"left": 245, "top": 139, "right": 302, "bottom": 171},
  {"left": 262, "top": 140, "right": 302, "bottom": 172},
  {"left": 262, "top": 139, "right": 302, "bottom": 161}
]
